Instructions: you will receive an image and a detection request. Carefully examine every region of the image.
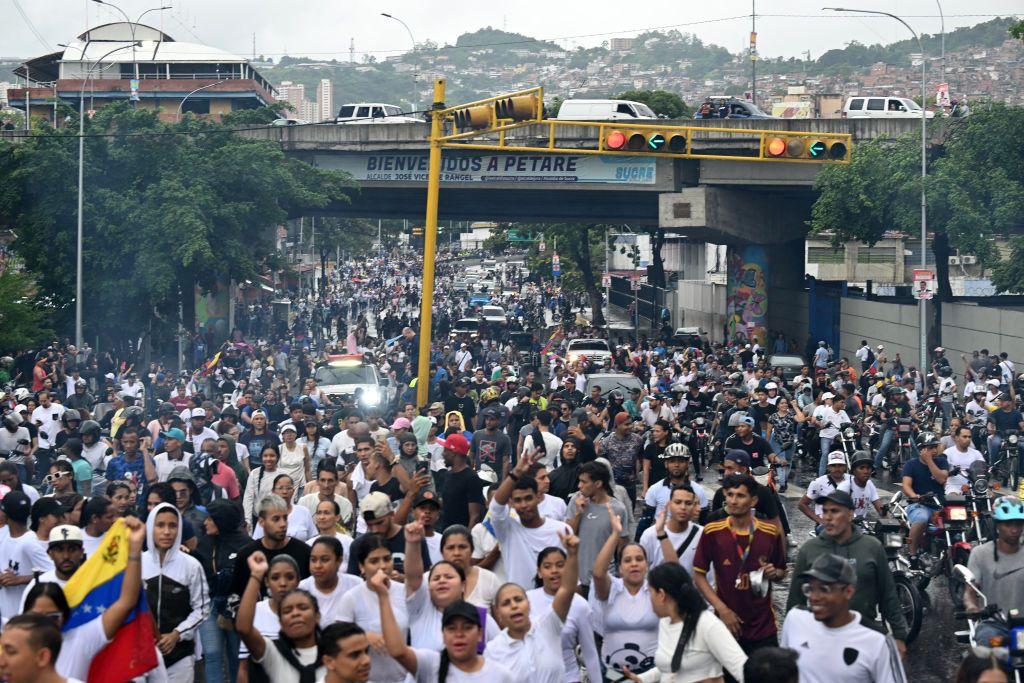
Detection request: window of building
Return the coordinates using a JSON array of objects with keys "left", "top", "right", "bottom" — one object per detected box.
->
[
  {"left": 180, "top": 98, "right": 210, "bottom": 115},
  {"left": 807, "top": 247, "right": 845, "bottom": 264},
  {"left": 856, "top": 247, "right": 897, "bottom": 264}
]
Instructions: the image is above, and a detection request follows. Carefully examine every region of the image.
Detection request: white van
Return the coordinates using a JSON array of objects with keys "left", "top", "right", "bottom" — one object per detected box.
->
[
  {"left": 335, "top": 103, "right": 423, "bottom": 124},
  {"left": 842, "top": 96, "right": 935, "bottom": 119},
  {"left": 555, "top": 99, "right": 658, "bottom": 121}
]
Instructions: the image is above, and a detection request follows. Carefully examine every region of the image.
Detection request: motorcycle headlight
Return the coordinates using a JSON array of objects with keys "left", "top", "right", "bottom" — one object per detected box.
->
[
  {"left": 361, "top": 388, "right": 381, "bottom": 406},
  {"left": 843, "top": 427, "right": 855, "bottom": 438},
  {"left": 1015, "top": 629, "right": 1024, "bottom": 652},
  {"left": 973, "top": 479, "right": 989, "bottom": 495},
  {"left": 884, "top": 532, "right": 904, "bottom": 549},
  {"left": 1009, "top": 434, "right": 1020, "bottom": 445},
  {"left": 696, "top": 417, "right": 705, "bottom": 426}
]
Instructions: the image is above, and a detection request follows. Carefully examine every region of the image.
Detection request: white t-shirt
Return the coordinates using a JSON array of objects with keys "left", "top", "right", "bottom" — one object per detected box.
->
[
  {"left": 522, "top": 432, "right": 563, "bottom": 470},
  {"left": 817, "top": 408, "right": 851, "bottom": 439},
  {"left": 56, "top": 617, "right": 110, "bottom": 681},
  {"left": 526, "top": 588, "right": 602, "bottom": 683},
  {"left": 305, "top": 531, "right": 353, "bottom": 564},
  {"left": 0, "top": 530, "right": 53, "bottom": 623},
  {"left": 470, "top": 522, "right": 506, "bottom": 584},
  {"left": 487, "top": 499, "right": 570, "bottom": 589},
  {"left": 253, "top": 635, "right": 323, "bottom": 683},
  {"left": 638, "top": 523, "right": 704, "bottom": 573},
  {"left": 406, "top": 584, "right": 500, "bottom": 651},
  {"left": 336, "top": 581, "right": 409, "bottom": 683},
  {"left": 298, "top": 574, "right": 362, "bottom": 627},
  {"left": 780, "top": 609, "right": 907, "bottom": 683},
  {"left": 278, "top": 442, "right": 309, "bottom": 490},
  {"left": 486, "top": 608, "right": 567, "bottom": 683},
  {"left": 411, "top": 648, "right": 515, "bottom": 683},
  {"left": 838, "top": 478, "right": 880, "bottom": 519},
  {"left": 239, "top": 599, "right": 280, "bottom": 659},
  {"left": 644, "top": 479, "right": 708, "bottom": 517},
  {"left": 31, "top": 404, "right": 65, "bottom": 448},
  {"left": 805, "top": 474, "right": 851, "bottom": 517},
  {"left": 465, "top": 567, "right": 502, "bottom": 608},
  {"left": 537, "top": 494, "right": 567, "bottom": 522},
  {"left": 253, "top": 505, "right": 317, "bottom": 542},
  {"left": 943, "top": 445, "right": 985, "bottom": 494},
  {"left": 153, "top": 452, "right": 193, "bottom": 482},
  {"left": 589, "top": 576, "right": 659, "bottom": 677}
]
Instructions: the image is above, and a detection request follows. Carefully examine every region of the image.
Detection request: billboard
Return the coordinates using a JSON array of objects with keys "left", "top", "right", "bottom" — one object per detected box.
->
[{"left": 319, "top": 152, "right": 657, "bottom": 185}]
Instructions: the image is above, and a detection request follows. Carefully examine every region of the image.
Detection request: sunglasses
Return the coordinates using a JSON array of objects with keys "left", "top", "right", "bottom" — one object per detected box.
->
[
  {"left": 801, "top": 582, "right": 844, "bottom": 597},
  {"left": 43, "top": 472, "right": 71, "bottom": 485}
]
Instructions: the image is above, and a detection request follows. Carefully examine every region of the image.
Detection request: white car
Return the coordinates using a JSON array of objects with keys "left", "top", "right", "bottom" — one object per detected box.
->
[
  {"left": 335, "top": 103, "right": 424, "bottom": 124},
  {"left": 556, "top": 99, "right": 657, "bottom": 121},
  {"left": 565, "top": 338, "right": 613, "bottom": 368},
  {"left": 842, "top": 96, "right": 935, "bottom": 119},
  {"left": 481, "top": 306, "right": 507, "bottom": 326}
]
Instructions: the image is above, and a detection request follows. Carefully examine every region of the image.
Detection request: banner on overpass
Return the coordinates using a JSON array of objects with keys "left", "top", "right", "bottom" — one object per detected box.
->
[{"left": 323, "top": 152, "right": 657, "bottom": 185}]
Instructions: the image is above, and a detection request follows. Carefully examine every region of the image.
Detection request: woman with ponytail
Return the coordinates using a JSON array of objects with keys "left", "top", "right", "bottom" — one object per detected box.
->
[
  {"left": 371, "top": 568, "right": 515, "bottom": 683},
  {"left": 236, "top": 550, "right": 326, "bottom": 683},
  {"left": 622, "top": 563, "right": 747, "bottom": 683}
]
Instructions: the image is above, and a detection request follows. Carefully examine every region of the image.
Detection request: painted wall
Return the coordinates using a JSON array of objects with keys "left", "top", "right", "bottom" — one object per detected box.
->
[{"left": 726, "top": 245, "right": 769, "bottom": 345}]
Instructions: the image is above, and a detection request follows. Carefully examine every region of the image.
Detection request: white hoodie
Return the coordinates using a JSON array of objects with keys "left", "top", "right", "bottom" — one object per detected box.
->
[{"left": 142, "top": 503, "right": 210, "bottom": 668}]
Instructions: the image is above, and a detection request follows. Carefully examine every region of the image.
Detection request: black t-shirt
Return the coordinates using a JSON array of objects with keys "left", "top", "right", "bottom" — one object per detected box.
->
[
  {"left": 709, "top": 482, "right": 781, "bottom": 522},
  {"left": 683, "top": 392, "right": 710, "bottom": 418},
  {"left": 441, "top": 467, "right": 485, "bottom": 530},
  {"left": 370, "top": 476, "right": 404, "bottom": 504},
  {"left": 230, "top": 538, "right": 312, "bottom": 603},
  {"left": 346, "top": 527, "right": 432, "bottom": 576},
  {"left": 747, "top": 403, "right": 777, "bottom": 432},
  {"left": 643, "top": 441, "right": 669, "bottom": 484},
  {"left": 989, "top": 409, "right": 1024, "bottom": 434},
  {"left": 444, "top": 394, "right": 477, "bottom": 425},
  {"left": 581, "top": 396, "right": 607, "bottom": 412},
  {"left": 723, "top": 434, "right": 775, "bottom": 469}
]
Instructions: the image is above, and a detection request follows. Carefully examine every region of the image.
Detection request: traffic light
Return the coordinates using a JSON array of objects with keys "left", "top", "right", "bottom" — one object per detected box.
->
[
  {"left": 763, "top": 135, "right": 850, "bottom": 162},
  {"left": 495, "top": 94, "right": 539, "bottom": 121},
  {"left": 411, "top": 227, "right": 424, "bottom": 237},
  {"left": 452, "top": 104, "right": 492, "bottom": 131},
  {"left": 603, "top": 128, "right": 688, "bottom": 155},
  {"left": 451, "top": 90, "right": 542, "bottom": 131}
]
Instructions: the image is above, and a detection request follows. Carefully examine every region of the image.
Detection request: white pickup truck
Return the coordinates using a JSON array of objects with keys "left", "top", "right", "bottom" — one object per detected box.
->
[{"left": 335, "top": 103, "right": 423, "bottom": 124}]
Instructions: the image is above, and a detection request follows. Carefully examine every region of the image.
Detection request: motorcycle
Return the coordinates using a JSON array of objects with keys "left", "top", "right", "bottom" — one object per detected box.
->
[
  {"left": 835, "top": 422, "right": 860, "bottom": 465},
  {"left": 992, "top": 430, "right": 1021, "bottom": 491},
  {"left": 953, "top": 565, "right": 1024, "bottom": 682},
  {"left": 865, "top": 517, "right": 926, "bottom": 644},
  {"left": 686, "top": 412, "right": 712, "bottom": 477},
  {"left": 887, "top": 417, "right": 917, "bottom": 484},
  {"left": 919, "top": 393, "right": 944, "bottom": 432},
  {"left": 913, "top": 492, "right": 975, "bottom": 608}
]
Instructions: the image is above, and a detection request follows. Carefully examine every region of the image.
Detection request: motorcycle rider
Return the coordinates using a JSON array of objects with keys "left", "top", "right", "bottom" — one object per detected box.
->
[
  {"left": 785, "top": 490, "right": 909, "bottom": 658},
  {"left": 0, "top": 412, "right": 32, "bottom": 462},
  {"left": 943, "top": 425, "right": 985, "bottom": 494},
  {"left": 64, "top": 378, "right": 95, "bottom": 412},
  {"left": 839, "top": 453, "right": 885, "bottom": 520},
  {"left": 901, "top": 431, "right": 950, "bottom": 560},
  {"left": 871, "top": 387, "right": 918, "bottom": 471},
  {"left": 964, "top": 496, "right": 1024, "bottom": 646},
  {"left": 986, "top": 393, "right": 1024, "bottom": 479},
  {"left": 798, "top": 451, "right": 850, "bottom": 533}
]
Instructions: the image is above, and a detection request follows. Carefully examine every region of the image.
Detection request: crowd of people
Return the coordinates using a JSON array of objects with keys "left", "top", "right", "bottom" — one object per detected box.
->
[{"left": 0, "top": 247, "right": 1019, "bottom": 683}]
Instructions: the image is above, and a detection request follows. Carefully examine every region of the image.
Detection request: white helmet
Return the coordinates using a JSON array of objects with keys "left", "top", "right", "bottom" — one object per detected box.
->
[
  {"left": 765, "top": 382, "right": 778, "bottom": 390},
  {"left": 661, "top": 442, "right": 691, "bottom": 459},
  {"left": 12, "top": 388, "right": 30, "bottom": 402}
]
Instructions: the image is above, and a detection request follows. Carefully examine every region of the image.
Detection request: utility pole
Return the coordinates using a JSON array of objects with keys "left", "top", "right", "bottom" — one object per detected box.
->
[{"left": 750, "top": 0, "right": 757, "bottom": 106}]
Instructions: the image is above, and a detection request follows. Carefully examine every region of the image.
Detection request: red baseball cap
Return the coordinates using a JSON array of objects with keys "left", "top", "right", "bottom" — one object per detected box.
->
[{"left": 438, "top": 433, "right": 470, "bottom": 457}]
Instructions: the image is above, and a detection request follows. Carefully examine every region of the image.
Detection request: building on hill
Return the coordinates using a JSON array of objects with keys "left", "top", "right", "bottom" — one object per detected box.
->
[{"left": 6, "top": 22, "right": 276, "bottom": 124}]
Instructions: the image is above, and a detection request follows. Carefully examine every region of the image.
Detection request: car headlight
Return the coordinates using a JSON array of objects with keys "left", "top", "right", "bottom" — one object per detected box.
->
[{"left": 361, "top": 388, "right": 381, "bottom": 406}]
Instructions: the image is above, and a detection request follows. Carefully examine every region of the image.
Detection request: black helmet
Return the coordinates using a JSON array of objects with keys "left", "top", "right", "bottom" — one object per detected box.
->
[
  {"left": 80, "top": 420, "right": 101, "bottom": 441},
  {"left": 916, "top": 431, "right": 940, "bottom": 448},
  {"left": 3, "top": 413, "right": 22, "bottom": 430},
  {"left": 159, "top": 402, "right": 176, "bottom": 416},
  {"left": 61, "top": 409, "right": 82, "bottom": 426},
  {"left": 938, "top": 366, "right": 953, "bottom": 378},
  {"left": 123, "top": 406, "right": 144, "bottom": 423}
]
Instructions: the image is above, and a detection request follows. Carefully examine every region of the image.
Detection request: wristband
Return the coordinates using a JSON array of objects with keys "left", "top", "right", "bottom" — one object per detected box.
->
[
  {"left": 128, "top": 554, "right": 141, "bottom": 561},
  {"left": 657, "top": 534, "right": 668, "bottom": 541}
]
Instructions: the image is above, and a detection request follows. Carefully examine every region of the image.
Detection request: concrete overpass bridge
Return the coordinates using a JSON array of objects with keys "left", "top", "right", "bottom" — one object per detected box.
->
[{"left": 238, "top": 117, "right": 920, "bottom": 244}]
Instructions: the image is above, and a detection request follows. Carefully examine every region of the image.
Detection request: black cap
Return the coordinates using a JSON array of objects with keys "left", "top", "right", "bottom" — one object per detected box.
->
[
  {"left": 441, "top": 600, "right": 482, "bottom": 628},
  {"left": 61, "top": 438, "right": 84, "bottom": 458},
  {"left": 798, "top": 552, "right": 856, "bottom": 585},
  {"left": 32, "top": 497, "right": 64, "bottom": 520},
  {"left": 815, "top": 489, "right": 855, "bottom": 510},
  {"left": 413, "top": 490, "right": 442, "bottom": 509},
  {"left": 2, "top": 491, "right": 32, "bottom": 521}
]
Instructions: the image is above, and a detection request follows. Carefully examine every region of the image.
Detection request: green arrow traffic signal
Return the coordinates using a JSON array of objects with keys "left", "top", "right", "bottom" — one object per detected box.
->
[
  {"left": 648, "top": 133, "right": 666, "bottom": 151},
  {"left": 809, "top": 141, "right": 827, "bottom": 158}
]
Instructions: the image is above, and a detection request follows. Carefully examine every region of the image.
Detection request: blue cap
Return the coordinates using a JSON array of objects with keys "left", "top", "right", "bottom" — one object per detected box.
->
[
  {"left": 160, "top": 427, "right": 186, "bottom": 442},
  {"left": 724, "top": 449, "right": 751, "bottom": 467}
]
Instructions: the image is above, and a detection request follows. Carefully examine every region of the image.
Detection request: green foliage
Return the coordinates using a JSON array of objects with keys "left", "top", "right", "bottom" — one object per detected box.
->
[
  {"left": 525, "top": 223, "right": 610, "bottom": 325},
  {"left": 0, "top": 102, "right": 354, "bottom": 347},
  {"left": 615, "top": 90, "right": 691, "bottom": 119},
  {"left": 1012, "top": 20, "right": 1024, "bottom": 41},
  {"left": 811, "top": 104, "right": 1024, "bottom": 294},
  {"left": 0, "top": 267, "right": 54, "bottom": 354},
  {"left": 220, "top": 102, "right": 294, "bottom": 126},
  {"left": 546, "top": 97, "right": 564, "bottom": 118}
]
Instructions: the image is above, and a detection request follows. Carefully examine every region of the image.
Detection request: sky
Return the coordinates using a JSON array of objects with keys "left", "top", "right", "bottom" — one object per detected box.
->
[{"left": 2, "top": 0, "right": 1020, "bottom": 63}]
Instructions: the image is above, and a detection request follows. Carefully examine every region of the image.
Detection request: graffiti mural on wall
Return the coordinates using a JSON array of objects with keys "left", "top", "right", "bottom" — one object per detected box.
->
[{"left": 726, "top": 245, "right": 768, "bottom": 345}]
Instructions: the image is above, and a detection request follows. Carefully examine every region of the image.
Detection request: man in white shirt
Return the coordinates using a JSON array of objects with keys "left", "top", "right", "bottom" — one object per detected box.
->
[
  {"left": 486, "top": 450, "right": 570, "bottom": 589},
  {"left": 781, "top": 553, "right": 907, "bottom": 683},
  {"left": 186, "top": 408, "right": 217, "bottom": 455},
  {"left": 520, "top": 411, "right": 562, "bottom": 470},
  {"left": 639, "top": 482, "right": 703, "bottom": 573},
  {"left": 838, "top": 454, "right": 883, "bottom": 520},
  {"left": 942, "top": 425, "right": 985, "bottom": 494},
  {"left": 153, "top": 428, "right": 193, "bottom": 482},
  {"left": 640, "top": 394, "right": 675, "bottom": 428},
  {"left": 799, "top": 451, "right": 850, "bottom": 533},
  {"left": 814, "top": 395, "right": 850, "bottom": 476}
]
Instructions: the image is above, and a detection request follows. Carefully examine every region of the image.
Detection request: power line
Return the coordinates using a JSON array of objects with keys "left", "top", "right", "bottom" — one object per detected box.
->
[{"left": 11, "top": 0, "right": 52, "bottom": 51}]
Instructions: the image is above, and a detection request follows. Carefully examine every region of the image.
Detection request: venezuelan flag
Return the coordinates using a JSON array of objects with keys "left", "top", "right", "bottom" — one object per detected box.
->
[{"left": 63, "top": 519, "right": 158, "bottom": 683}]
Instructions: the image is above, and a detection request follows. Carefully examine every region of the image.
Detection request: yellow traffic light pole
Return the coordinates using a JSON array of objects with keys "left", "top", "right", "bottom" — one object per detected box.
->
[
  {"left": 416, "top": 78, "right": 446, "bottom": 408},
  {"left": 414, "top": 78, "right": 851, "bottom": 406}
]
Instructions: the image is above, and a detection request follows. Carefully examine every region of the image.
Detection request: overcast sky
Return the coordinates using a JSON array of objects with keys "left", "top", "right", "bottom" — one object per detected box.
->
[{"left": 3, "top": 0, "right": 1020, "bottom": 63}]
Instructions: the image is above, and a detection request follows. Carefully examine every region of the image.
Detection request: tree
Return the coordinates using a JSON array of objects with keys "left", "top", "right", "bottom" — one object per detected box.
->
[
  {"left": 0, "top": 102, "right": 354, "bottom": 354},
  {"left": 526, "top": 223, "right": 608, "bottom": 326},
  {"left": 1012, "top": 20, "right": 1024, "bottom": 41},
  {"left": 546, "top": 96, "right": 564, "bottom": 118},
  {"left": 0, "top": 267, "right": 54, "bottom": 354},
  {"left": 615, "top": 90, "right": 692, "bottom": 119}
]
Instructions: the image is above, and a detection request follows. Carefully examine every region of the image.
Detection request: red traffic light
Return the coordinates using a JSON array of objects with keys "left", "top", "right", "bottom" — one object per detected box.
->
[
  {"left": 606, "top": 131, "right": 627, "bottom": 150},
  {"left": 766, "top": 137, "right": 787, "bottom": 157}
]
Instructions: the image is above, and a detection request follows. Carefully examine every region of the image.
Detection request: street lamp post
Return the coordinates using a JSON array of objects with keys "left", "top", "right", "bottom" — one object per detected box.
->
[
  {"left": 74, "top": 42, "right": 139, "bottom": 348},
  {"left": 91, "top": 1, "right": 169, "bottom": 80},
  {"left": 826, "top": 7, "right": 928, "bottom": 372},
  {"left": 381, "top": 13, "right": 418, "bottom": 110},
  {"left": 176, "top": 79, "right": 230, "bottom": 121}
]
